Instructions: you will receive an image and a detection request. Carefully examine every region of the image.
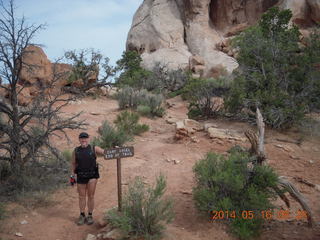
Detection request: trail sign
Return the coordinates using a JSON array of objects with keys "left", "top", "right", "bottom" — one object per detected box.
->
[
  {"left": 104, "top": 147, "right": 134, "bottom": 159},
  {"left": 103, "top": 146, "right": 134, "bottom": 212}
]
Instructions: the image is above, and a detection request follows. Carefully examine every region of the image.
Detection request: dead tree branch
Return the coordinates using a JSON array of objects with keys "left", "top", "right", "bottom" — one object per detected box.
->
[
  {"left": 245, "top": 107, "right": 314, "bottom": 227},
  {"left": 278, "top": 177, "right": 314, "bottom": 227},
  {"left": 0, "top": 0, "right": 86, "bottom": 173}
]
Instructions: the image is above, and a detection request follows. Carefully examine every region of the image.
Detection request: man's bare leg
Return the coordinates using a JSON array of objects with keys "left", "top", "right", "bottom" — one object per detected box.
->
[
  {"left": 77, "top": 183, "right": 87, "bottom": 213},
  {"left": 87, "top": 178, "right": 98, "bottom": 213}
]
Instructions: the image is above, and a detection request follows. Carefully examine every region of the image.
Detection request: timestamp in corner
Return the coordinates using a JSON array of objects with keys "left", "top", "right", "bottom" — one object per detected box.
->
[{"left": 211, "top": 210, "right": 308, "bottom": 220}]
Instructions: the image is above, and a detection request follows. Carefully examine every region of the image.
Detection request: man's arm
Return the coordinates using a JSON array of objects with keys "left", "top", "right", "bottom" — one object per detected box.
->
[{"left": 94, "top": 145, "right": 105, "bottom": 157}]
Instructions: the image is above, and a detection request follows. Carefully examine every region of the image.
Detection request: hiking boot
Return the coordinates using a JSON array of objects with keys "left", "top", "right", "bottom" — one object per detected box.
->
[
  {"left": 77, "top": 214, "right": 86, "bottom": 225},
  {"left": 86, "top": 215, "right": 94, "bottom": 225}
]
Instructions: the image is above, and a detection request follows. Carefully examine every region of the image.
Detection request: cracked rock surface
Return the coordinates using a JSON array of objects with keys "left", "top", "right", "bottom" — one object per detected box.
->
[{"left": 127, "top": 0, "right": 320, "bottom": 77}]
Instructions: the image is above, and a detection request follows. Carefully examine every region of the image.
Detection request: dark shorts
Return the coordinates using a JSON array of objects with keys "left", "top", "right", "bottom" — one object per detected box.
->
[{"left": 77, "top": 171, "right": 100, "bottom": 184}]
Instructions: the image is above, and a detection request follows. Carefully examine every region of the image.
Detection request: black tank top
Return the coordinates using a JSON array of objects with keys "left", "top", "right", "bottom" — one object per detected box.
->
[{"left": 75, "top": 144, "right": 96, "bottom": 170}]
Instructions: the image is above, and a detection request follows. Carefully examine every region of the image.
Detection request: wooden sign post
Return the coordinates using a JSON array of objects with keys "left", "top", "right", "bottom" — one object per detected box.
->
[{"left": 104, "top": 146, "right": 134, "bottom": 211}]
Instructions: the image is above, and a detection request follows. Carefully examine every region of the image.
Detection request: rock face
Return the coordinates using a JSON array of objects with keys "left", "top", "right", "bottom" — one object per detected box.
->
[
  {"left": 11, "top": 45, "right": 73, "bottom": 105},
  {"left": 19, "top": 45, "right": 53, "bottom": 87},
  {"left": 127, "top": 0, "right": 191, "bottom": 71},
  {"left": 308, "top": 0, "right": 320, "bottom": 23},
  {"left": 1, "top": 45, "right": 98, "bottom": 106},
  {"left": 127, "top": 0, "right": 320, "bottom": 78}
]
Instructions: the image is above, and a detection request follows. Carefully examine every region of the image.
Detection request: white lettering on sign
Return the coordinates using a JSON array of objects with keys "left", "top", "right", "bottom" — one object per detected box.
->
[{"left": 104, "top": 147, "right": 134, "bottom": 160}]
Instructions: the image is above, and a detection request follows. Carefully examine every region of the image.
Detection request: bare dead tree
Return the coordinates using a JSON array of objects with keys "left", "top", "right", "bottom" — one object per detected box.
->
[
  {"left": 63, "top": 49, "right": 116, "bottom": 95},
  {"left": 245, "top": 108, "right": 314, "bottom": 227},
  {"left": 0, "top": 0, "right": 86, "bottom": 174}
]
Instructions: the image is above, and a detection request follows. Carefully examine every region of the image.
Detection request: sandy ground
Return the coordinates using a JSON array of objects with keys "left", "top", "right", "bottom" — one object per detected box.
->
[{"left": 1, "top": 95, "right": 319, "bottom": 240}]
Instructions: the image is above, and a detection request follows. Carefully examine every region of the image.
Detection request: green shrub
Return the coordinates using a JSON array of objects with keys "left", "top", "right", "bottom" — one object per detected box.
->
[
  {"left": 139, "top": 92, "right": 165, "bottom": 117},
  {"left": 137, "top": 105, "right": 152, "bottom": 116},
  {"left": 225, "top": 8, "right": 320, "bottom": 128},
  {"left": 17, "top": 190, "right": 54, "bottom": 209},
  {"left": 0, "top": 153, "right": 69, "bottom": 201},
  {"left": 116, "top": 86, "right": 136, "bottom": 109},
  {"left": 297, "top": 116, "right": 320, "bottom": 139},
  {"left": 117, "top": 87, "right": 165, "bottom": 117},
  {"left": 115, "top": 51, "right": 152, "bottom": 89},
  {"left": 105, "top": 174, "right": 174, "bottom": 240},
  {"left": 61, "top": 149, "right": 72, "bottom": 162},
  {"left": 92, "top": 121, "right": 130, "bottom": 148},
  {"left": 93, "top": 111, "right": 149, "bottom": 148},
  {"left": 0, "top": 202, "right": 6, "bottom": 220},
  {"left": 115, "top": 53, "right": 189, "bottom": 93},
  {"left": 149, "top": 65, "right": 189, "bottom": 93},
  {"left": 193, "top": 150, "right": 278, "bottom": 239},
  {"left": 166, "top": 88, "right": 184, "bottom": 98},
  {"left": 0, "top": 162, "right": 11, "bottom": 182},
  {"left": 114, "top": 111, "right": 149, "bottom": 136},
  {"left": 182, "top": 77, "right": 229, "bottom": 119}
]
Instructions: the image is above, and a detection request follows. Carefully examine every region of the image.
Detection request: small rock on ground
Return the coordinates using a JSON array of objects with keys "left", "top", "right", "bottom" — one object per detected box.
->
[
  {"left": 15, "top": 232, "right": 23, "bottom": 237},
  {"left": 86, "top": 233, "right": 97, "bottom": 240},
  {"left": 20, "top": 220, "right": 28, "bottom": 224}
]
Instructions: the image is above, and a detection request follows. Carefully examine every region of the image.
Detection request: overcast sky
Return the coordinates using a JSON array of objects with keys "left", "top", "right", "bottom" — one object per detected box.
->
[{"left": 11, "top": 0, "right": 142, "bottom": 65}]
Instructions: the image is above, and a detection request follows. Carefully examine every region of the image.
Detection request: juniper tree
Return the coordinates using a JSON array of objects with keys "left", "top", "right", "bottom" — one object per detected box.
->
[
  {"left": 227, "top": 7, "right": 320, "bottom": 128},
  {"left": 64, "top": 48, "right": 116, "bottom": 95}
]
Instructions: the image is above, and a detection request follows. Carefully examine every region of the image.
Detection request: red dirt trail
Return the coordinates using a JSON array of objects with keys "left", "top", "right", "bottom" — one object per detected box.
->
[{"left": 1, "top": 96, "right": 319, "bottom": 240}]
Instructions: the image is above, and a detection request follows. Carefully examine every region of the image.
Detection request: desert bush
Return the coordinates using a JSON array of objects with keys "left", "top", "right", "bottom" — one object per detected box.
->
[
  {"left": 193, "top": 149, "right": 278, "bottom": 239},
  {"left": 17, "top": 190, "right": 54, "bottom": 209},
  {"left": 0, "top": 162, "right": 11, "bottom": 182},
  {"left": 61, "top": 149, "right": 73, "bottom": 163},
  {"left": 92, "top": 112, "right": 149, "bottom": 148},
  {"left": 117, "top": 87, "right": 165, "bottom": 117},
  {"left": 115, "top": 52, "right": 189, "bottom": 93},
  {"left": 115, "top": 51, "right": 152, "bottom": 89},
  {"left": 114, "top": 111, "right": 149, "bottom": 136},
  {"left": 139, "top": 92, "right": 165, "bottom": 117},
  {"left": 0, "top": 153, "right": 69, "bottom": 201},
  {"left": 148, "top": 64, "right": 189, "bottom": 93},
  {"left": 297, "top": 116, "right": 320, "bottom": 139},
  {"left": 137, "top": 105, "right": 152, "bottom": 116},
  {"left": 182, "top": 77, "right": 229, "bottom": 119},
  {"left": 0, "top": 202, "right": 5, "bottom": 220},
  {"left": 92, "top": 121, "right": 130, "bottom": 148},
  {"left": 64, "top": 48, "right": 116, "bottom": 95},
  {"left": 225, "top": 8, "right": 320, "bottom": 128},
  {"left": 105, "top": 174, "right": 174, "bottom": 240}
]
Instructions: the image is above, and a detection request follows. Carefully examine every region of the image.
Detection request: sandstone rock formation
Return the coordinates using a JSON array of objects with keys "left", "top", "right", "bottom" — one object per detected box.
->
[
  {"left": 127, "top": 0, "right": 320, "bottom": 78},
  {"left": 19, "top": 45, "right": 53, "bottom": 87},
  {"left": 0, "top": 45, "right": 100, "bottom": 106},
  {"left": 207, "top": 127, "right": 247, "bottom": 142},
  {"left": 174, "top": 118, "right": 203, "bottom": 140}
]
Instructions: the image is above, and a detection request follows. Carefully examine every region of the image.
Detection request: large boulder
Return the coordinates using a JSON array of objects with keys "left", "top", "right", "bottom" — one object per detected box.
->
[
  {"left": 208, "top": 0, "right": 279, "bottom": 34},
  {"left": 307, "top": 0, "right": 320, "bottom": 23},
  {"left": 0, "top": 46, "right": 73, "bottom": 105},
  {"left": 19, "top": 46, "right": 74, "bottom": 93},
  {"left": 141, "top": 47, "right": 191, "bottom": 71},
  {"left": 279, "top": 0, "right": 312, "bottom": 27},
  {"left": 127, "top": 0, "right": 319, "bottom": 78},
  {"left": 52, "top": 63, "right": 73, "bottom": 88},
  {"left": 19, "top": 45, "right": 52, "bottom": 87},
  {"left": 127, "top": 0, "right": 191, "bottom": 71},
  {"left": 127, "top": 0, "right": 186, "bottom": 53}
]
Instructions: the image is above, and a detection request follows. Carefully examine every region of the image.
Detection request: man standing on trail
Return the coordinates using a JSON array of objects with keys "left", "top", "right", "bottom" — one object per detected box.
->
[{"left": 71, "top": 132, "right": 105, "bottom": 225}]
